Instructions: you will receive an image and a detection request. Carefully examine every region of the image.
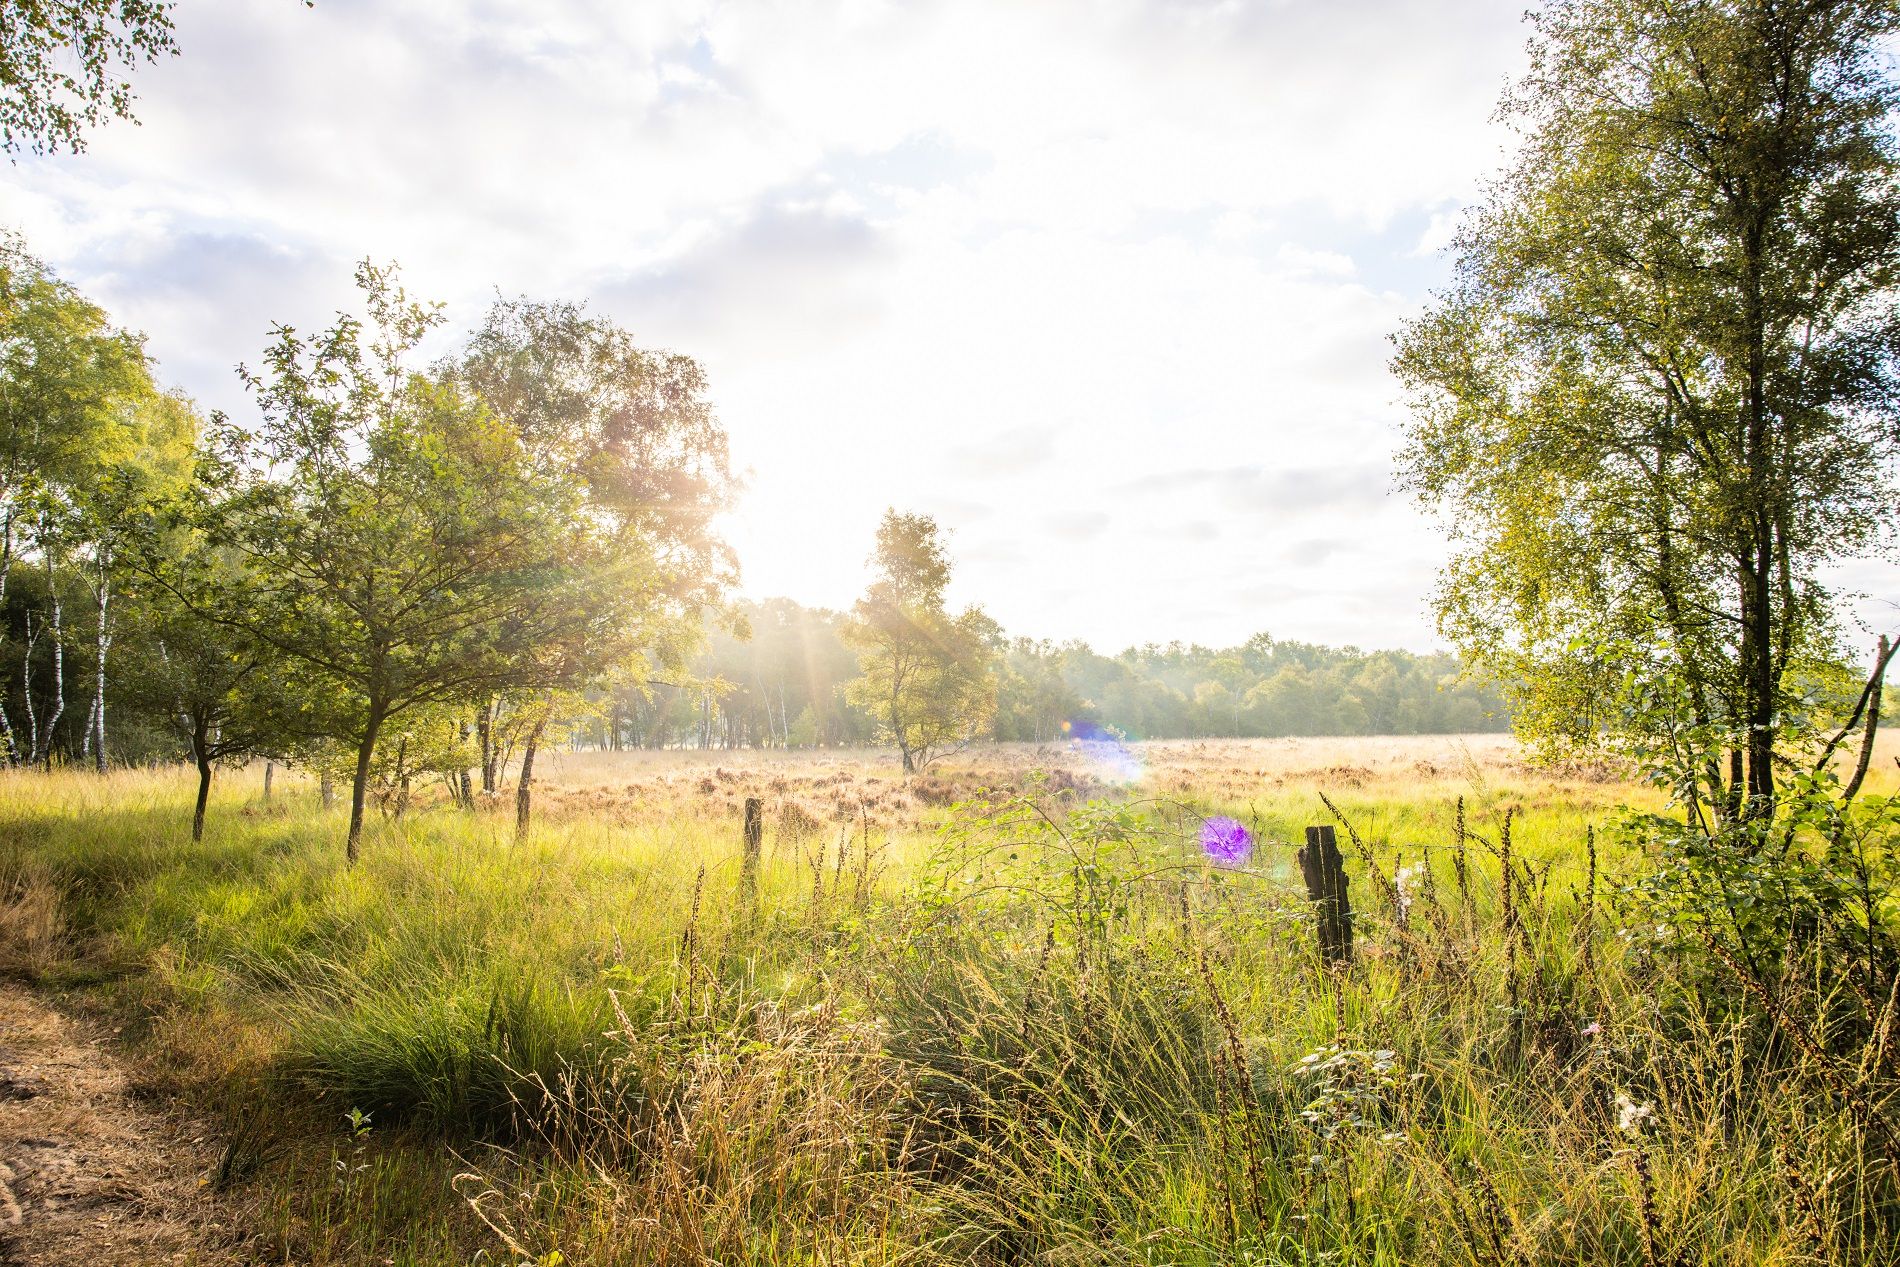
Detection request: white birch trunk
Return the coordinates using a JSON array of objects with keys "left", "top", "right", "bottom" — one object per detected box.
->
[
  {"left": 20, "top": 611, "right": 38, "bottom": 764},
  {"left": 90, "top": 556, "right": 109, "bottom": 772},
  {"left": 41, "top": 572, "right": 63, "bottom": 769}
]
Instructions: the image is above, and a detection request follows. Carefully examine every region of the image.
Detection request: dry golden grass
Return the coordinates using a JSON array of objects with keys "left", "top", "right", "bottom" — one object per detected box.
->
[
  {"left": 5, "top": 733, "right": 1896, "bottom": 1265},
  {"left": 515, "top": 734, "right": 1606, "bottom": 832}
]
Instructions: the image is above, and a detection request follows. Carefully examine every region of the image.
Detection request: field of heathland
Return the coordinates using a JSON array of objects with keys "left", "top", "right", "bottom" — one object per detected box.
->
[{"left": 3, "top": 735, "right": 1896, "bottom": 1265}]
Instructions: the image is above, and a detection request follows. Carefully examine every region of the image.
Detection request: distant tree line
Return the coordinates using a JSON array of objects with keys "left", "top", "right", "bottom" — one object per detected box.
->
[{"left": 580, "top": 600, "right": 1510, "bottom": 753}]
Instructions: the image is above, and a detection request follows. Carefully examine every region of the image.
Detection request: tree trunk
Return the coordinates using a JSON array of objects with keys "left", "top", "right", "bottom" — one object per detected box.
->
[
  {"left": 40, "top": 579, "right": 64, "bottom": 771},
  {"left": 889, "top": 678, "right": 914, "bottom": 773},
  {"left": 320, "top": 769, "right": 335, "bottom": 811},
  {"left": 347, "top": 706, "right": 386, "bottom": 866},
  {"left": 193, "top": 757, "right": 213, "bottom": 842},
  {"left": 478, "top": 699, "right": 498, "bottom": 795},
  {"left": 91, "top": 558, "right": 109, "bottom": 773},
  {"left": 514, "top": 714, "right": 547, "bottom": 843},
  {"left": 190, "top": 718, "right": 213, "bottom": 842},
  {"left": 1845, "top": 634, "right": 1890, "bottom": 804},
  {"left": 263, "top": 760, "right": 274, "bottom": 801},
  {"left": 21, "top": 613, "right": 38, "bottom": 766},
  {"left": 0, "top": 515, "right": 13, "bottom": 764},
  {"left": 457, "top": 718, "right": 473, "bottom": 807},
  {"left": 1740, "top": 546, "right": 1776, "bottom": 820},
  {"left": 1749, "top": 553, "right": 1776, "bottom": 814},
  {"left": 1740, "top": 219, "right": 1777, "bottom": 821}
]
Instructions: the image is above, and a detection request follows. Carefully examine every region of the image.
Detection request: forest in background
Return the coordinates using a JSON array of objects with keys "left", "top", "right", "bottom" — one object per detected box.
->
[
  {"left": 613, "top": 598, "right": 1508, "bottom": 751},
  {"left": 5, "top": 571, "right": 1508, "bottom": 766}
]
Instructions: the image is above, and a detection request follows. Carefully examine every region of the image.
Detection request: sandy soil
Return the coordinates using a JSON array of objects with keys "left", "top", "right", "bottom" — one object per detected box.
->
[{"left": 0, "top": 984, "right": 229, "bottom": 1266}]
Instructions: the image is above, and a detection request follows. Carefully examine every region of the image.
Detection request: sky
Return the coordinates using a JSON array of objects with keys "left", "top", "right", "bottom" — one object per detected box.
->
[{"left": 1, "top": 0, "right": 1549, "bottom": 652}]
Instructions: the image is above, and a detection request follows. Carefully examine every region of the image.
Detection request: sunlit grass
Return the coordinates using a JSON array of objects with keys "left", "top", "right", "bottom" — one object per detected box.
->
[{"left": 0, "top": 737, "right": 1892, "bottom": 1264}]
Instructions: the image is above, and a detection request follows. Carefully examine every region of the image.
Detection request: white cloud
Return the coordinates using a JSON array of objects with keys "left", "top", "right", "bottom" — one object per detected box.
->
[
  {"left": 1411, "top": 206, "right": 1462, "bottom": 258},
  {"left": 1274, "top": 244, "right": 1356, "bottom": 277},
  {"left": 0, "top": 0, "right": 1544, "bottom": 651}
]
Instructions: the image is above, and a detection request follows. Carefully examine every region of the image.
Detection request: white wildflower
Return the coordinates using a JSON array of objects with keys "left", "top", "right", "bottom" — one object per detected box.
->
[
  {"left": 1394, "top": 862, "right": 1425, "bottom": 916},
  {"left": 1614, "top": 1091, "right": 1654, "bottom": 1136}
]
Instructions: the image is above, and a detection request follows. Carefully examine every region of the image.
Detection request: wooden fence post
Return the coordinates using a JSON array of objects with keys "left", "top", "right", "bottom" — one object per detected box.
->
[
  {"left": 741, "top": 797, "right": 763, "bottom": 909},
  {"left": 1299, "top": 824, "right": 1353, "bottom": 970}
]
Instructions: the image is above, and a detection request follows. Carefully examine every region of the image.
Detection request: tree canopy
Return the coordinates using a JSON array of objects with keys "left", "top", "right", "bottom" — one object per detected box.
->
[
  {"left": 0, "top": 234, "right": 184, "bottom": 768},
  {"left": 844, "top": 511, "right": 998, "bottom": 772},
  {"left": 164, "top": 264, "right": 679, "bottom": 859},
  {"left": 0, "top": 0, "right": 177, "bottom": 153},
  {"left": 1393, "top": 0, "right": 1900, "bottom": 821}
]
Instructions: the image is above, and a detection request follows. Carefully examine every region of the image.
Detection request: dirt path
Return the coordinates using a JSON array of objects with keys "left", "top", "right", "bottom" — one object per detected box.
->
[{"left": 0, "top": 984, "right": 230, "bottom": 1265}]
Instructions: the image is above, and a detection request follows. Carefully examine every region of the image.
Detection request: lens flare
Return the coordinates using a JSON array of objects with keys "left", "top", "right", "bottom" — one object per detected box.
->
[
  {"left": 1199, "top": 816, "right": 1253, "bottom": 866},
  {"left": 1063, "top": 719, "right": 1144, "bottom": 783}
]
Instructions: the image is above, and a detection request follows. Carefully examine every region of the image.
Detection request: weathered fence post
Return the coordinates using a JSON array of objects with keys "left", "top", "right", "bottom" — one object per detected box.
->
[
  {"left": 1299, "top": 824, "right": 1353, "bottom": 970},
  {"left": 741, "top": 796, "right": 764, "bottom": 909}
]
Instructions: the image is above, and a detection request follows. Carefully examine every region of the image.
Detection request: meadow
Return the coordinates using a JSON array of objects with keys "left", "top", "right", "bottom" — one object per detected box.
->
[{"left": 1, "top": 735, "right": 1892, "bottom": 1265}]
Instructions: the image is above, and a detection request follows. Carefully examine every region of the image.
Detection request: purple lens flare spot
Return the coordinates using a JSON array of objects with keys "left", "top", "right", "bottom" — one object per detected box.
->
[{"left": 1200, "top": 816, "right": 1253, "bottom": 866}]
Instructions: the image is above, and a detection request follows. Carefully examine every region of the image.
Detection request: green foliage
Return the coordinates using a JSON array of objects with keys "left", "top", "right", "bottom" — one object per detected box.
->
[
  {"left": 1616, "top": 644, "right": 1900, "bottom": 995},
  {"left": 115, "top": 549, "right": 287, "bottom": 837},
  {"left": 0, "top": 0, "right": 176, "bottom": 153},
  {"left": 1392, "top": 0, "right": 1900, "bottom": 805},
  {"left": 844, "top": 510, "right": 998, "bottom": 772},
  {"left": 445, "top": 294, "right": 737, "bottom": 621},
  {"left": 0, "top": 235, "right": 163, "bottom": 560},
  {"left": 168, "top": 262, "right": 655, "bottom": 857},
  {"left": 997, "top": 634, "right": 1509, "bottom": 741},
  {"left": 613, "top": 600, "right": 1511, "bottom": 750},
  {"left": 0, "top": 234, "right": 186, "bottom": 769}
]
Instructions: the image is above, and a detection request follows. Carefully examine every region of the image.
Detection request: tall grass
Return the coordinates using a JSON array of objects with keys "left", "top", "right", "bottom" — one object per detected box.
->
[{"left": 0, "top": 745, "right": 1892, "bottom": 1264}]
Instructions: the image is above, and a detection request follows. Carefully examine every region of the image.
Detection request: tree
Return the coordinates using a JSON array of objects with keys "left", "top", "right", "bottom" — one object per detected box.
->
[
  {"left": 173, "top": 263, "right": 648, "bottom": 862},
  {"left": 0, "top": 235, "right": 168, "bottom": 765},
  {"left": 844, "top": 510, "right": 996, "bottom": 772},
  {"left": 69, "top": 391, "right": 194, "bottom": 770},
  {"left": 0, "top": 0, "right": 177, "bottom": 153},
  {"left": 443, "top": 296, "right": 737, "bottom": 795},
  {"left": 0, "top": 0, "right": 310, "bottom": 155},
  {"left": 117, "top": 560, "right": 282, "bottom": 841},
  {"left": 1392, "top": 0, "right": 1900, "bottom": 821},
  {"left": 994, "top": 638, "right": 1086, "bottom": 744}
]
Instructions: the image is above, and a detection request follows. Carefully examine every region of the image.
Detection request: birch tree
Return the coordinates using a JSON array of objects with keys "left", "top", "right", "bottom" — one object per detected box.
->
[
  {"left": 0, "top": 236, "right": 162, "bottom": 765},
  {"left": 70, "top": 392, "right": 194, "bottom": 769},
  {"left": 1392, "top": 0, "right": 1900, "bottom": 820}
]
